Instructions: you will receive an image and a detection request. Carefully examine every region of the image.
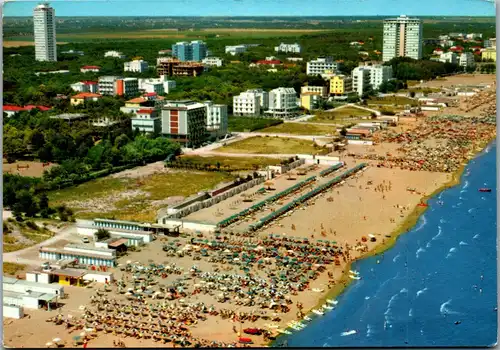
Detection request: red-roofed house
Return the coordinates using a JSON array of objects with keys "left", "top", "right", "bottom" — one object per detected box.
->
[
  {"left": 120, "top": 94, "right": 164, "bottom": 115},
  {"left": 433, "top": 48, "right": 444, "bottom": 55},
  {"left": 450, "top": 46, "right": 464, "bottom": 53},
  {"left": 3, "top": 105, "right": 52, "bottom": 117},
  {"left": 70, "top": 92, "right": 103, "bottom": 106},
  {"left": 80, "top": 65, "right": 101, "bottom": 73},
  {"left": 253, "top": 60, "right": 283, "bottom": 68},
  {"left": 131, "top": 107, "right": 160, "bottom": 134}
]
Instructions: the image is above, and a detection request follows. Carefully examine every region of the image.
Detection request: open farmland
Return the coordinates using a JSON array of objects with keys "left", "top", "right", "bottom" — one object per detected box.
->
[
  {"left": 216, "top": 136, "right": 329, "bottom": 155},
  {"left": 48, "top": 162, "right": 234, "bottom": 222}
]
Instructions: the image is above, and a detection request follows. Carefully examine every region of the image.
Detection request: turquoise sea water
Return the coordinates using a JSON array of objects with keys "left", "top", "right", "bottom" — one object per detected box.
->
[{"left": 277, "top": 141, "right": 497, "bottom": 347}]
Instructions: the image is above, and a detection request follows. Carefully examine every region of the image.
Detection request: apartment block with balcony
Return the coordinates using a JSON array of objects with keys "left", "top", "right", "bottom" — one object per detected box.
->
[
  {"left": 156, "top": 57, "right": 204, "bottom": 77},
  {"left": 459, "top": 52, "right": 475, "bottom": 68},
  {"left": 438, "top": 52, "right": 458, "bottom": 64},
  {"left": 160, "top": 100, "right": 207, "bottom": 148},
  {"left": 329, "top": 75, "right": 353, "bottom": 96},
  {"left": 365, "top": 64, "right": 393, "bottom": 90},
  {"left": 202, "top": 57, "right": 223, "bottom": 67},
  {"left": 232, "top": 89, "right": 269, "bottom": 117},
  {"left": 204, "top": 101, "right": 228, "bottom": 137},
  {"left": 124, "top": 60, "right": 149, "bottom": 73},
  {"left": 71, "top": 81, "right": 99, "bottom": 93},
  {"left": 382, "top": 15, "right": 423, "bottom": 62},
  {"left": 131, "top": 108, "right": 161, "bottom": 134},
  {"left": 265, "top": 87, "right": 298, "bottom": 119},
  {"left": 172, "top": 41, "right": 207, "bottom": 62},
  {"left": 98, "top": 76, "right": 121, "bottom": 96},
  {"left": 351, "top": 67, "right": 371, "bottom": 96},
  {"left": 274, "top": 43, "right": 301, "bottom": 53},
  {"left": 306, "top": 57, "right": 341, "bottom": 76},
  {"left": 33, "top": 3, "right": 57, "bottom": 62},
  {"left": 300, "top": 86, "right": 328, "bottom": 97},
  {"left": 482, "top": 48, "right": 496, "bottom": 62}
]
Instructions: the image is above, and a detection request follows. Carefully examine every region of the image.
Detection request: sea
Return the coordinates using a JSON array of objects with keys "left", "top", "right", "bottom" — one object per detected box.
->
[{"left": 276, "top": 140, "right": 497, "bottom": 347}]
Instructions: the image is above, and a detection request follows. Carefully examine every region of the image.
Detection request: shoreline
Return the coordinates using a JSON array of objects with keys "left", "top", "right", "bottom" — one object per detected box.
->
[{"left": 269, "top": 137, "right": 496, "bottom": 346}]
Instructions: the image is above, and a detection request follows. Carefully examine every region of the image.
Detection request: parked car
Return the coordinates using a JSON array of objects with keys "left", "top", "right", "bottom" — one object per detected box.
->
[{"left": 82, "top": 237, "right": 90, "bottom": 243}]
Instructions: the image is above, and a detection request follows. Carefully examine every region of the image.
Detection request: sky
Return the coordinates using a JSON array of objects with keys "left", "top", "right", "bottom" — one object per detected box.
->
[{"left": 3, "top": 0, "right": 496, "bottom": 17}]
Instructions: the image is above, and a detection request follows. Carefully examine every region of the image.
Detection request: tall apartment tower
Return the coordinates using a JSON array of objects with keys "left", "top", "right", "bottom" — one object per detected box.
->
[
  {"left": 382, "top": 15, "right": 422, "bottom": 62},
  {"left": 172, "top": 41, "right": 207, "bottom": 62},
  {"left": 33, "top": 3, "right": 57, "bottom": 62}
]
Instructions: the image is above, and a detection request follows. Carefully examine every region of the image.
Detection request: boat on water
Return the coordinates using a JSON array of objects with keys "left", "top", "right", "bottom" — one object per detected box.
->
[
  {"left": 322, "top": 304, "right": 334, "bottom": 310},
  {"left": 417, "top": 202, "right": 429, "bottom": 207},
  {"left": 312, "top": 309, "right": 324, "bottom": 316},
  {"left": 479, "top": 188, "right": 492, "bottom": 192},
  {"left": 349, "top": 275, "right": 361, "bottom": 280},
  {"left": 349, "top": 270, "right": 359, "bottom": 275},
  {"left": 326, "top": 299, "right": 338, "bottom": 305},
  {"left": 277, "top": 329, "right": 292, "bottom": 335},
  {"left": 303, "top": 315, "right": 312, "bottom": 322},
  {"left": 341, "top": 330, "right": 357, "bottom": 336}
]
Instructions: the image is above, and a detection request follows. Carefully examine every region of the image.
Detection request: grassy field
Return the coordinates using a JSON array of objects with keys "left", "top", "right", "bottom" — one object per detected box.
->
[
  {"left": 260, "top": 122, "right": 338, "bottom": 135},
  {"left": 310, "top": 107, "right": 373, "bottom": 124},
  {"left": 217, "top": 136, "right": 329, "bottom": 155},
  {"left": 178, "top": 155, "right": 282, "bottom": 170},
  {"left": 5, "top": 28, "right": 330, "bottom": 43},
  {"left": 3, "top": 220, "right": 55, "bottom": 253},
  {"left": 228, "top": 116, "right": 283, "bottom": 132},
  {"left": 48, "top": 170, "right": 234, "bottom": 222},
  {"left": 3, "top": 262, "right": 27, "bottom": 276}
]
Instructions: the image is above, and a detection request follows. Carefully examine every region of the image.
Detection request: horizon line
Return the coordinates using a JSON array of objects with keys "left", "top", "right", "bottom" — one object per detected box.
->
[{"left": 4, "top": 14, "right": 497, "bottom": 17}]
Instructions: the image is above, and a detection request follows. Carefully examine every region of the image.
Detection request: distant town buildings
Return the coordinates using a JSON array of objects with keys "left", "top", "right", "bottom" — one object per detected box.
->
[
  {"left": 61, "top": 49, "right": 84, "bottom": 56},
  {"left": 71, "top": 81, "right": 99, "bottom": 93},
  {"left": 225, "top": 45, "right": 247, "bottom": 56},
  {"left": 104, "top": 51, "right": 126, "bottom": 59},
  {"left": 274, "top": 43, "right": 301, "bottom": 54},
  {"left": 265, "top": 87, "right": 298, "bottom": 118},
  {"left": 3, "top": 105, "right": 52, "bottom": 117},
  {"left": 382, "top": 15, "right": 423, "bottom": 62},
  {"left": 124, "top": 60, "right": 149, "bottom": 73},
  {"left": 35, "top": 70, "right": 69, "bottom": 76},
  {"left": 159, "top": 100, "right": 207, "bottom": 148},
  {"left": 204, "top": 101, "right": 228, "bottom": 137},
  {"left": 172, "top": 41, "right": 208, "bottom": 62},
  {"left": 233, "top": 89, "right": 269, "bottom": 117},
  {"left": 98, "top": 76, "right": 139, "bottom": 97},
  {"left": 120, "top": 93, "right": 164, "bottom": 116},
  {"left": 80, "top": 65, "right": 101, "bottom": 73},
  {"left": 33, "top": 3, "right": 57, "bottom": 62},
  {"left": 287, "top": 57, "right": 303, "bottom": 62},
  {"left": 202, "top": 57, "right": 223, "bottom": 67},
  {"left": 482, "top": 47, "right": 496, "bottom": 62},
  {"left": 306, "top": 57, "right": 341, "bottom": 76},
  {"left": 156, "top": 57, "right": 204, "bottom": 77}
]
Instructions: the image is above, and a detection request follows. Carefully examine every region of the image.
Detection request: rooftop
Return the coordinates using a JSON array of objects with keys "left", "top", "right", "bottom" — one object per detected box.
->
[
  {"left": 72, "top": 92, "right": 102, "bottom": 99},
  {"left": 82, "top": 65, "right": 101, "bottom": 69},
  {"left": 50, "top": 113, "right": 88, "bottom": 120}
]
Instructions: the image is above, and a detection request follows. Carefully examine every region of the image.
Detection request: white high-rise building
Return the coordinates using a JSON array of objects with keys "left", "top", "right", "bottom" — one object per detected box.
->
[
  {"left": 274, "top": 43, "right": 301, "bottom": 53},
  {"left": 459, "top": 52, "right": 475, "bottom": 68},
  {"left": 204, "top": 101, "right": 228, "bottom": 136},
  {"left": 33, "top": 3, "right": 57, "bottom": 62},
  {"left": 362, "top": 64, "right": 393, "bottom": 90},
  {"left": 351, "top": 67, "right": 372, "bottom": 96},
  {"left": 265, "top": 87, "right": 298, "bottom": 118},
  {"left": 124, "top": 60, "right": 149, "bottom": 73},
  {"left": 232, "top": 89, "right": 269, "bottom": 117},
  {"left": 382, "top": 15, "right": 423, "bottom": 62}
]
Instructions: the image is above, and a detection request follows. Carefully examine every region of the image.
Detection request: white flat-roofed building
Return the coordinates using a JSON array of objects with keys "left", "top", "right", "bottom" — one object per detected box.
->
[
  {"left": 71, "top": 81, "right": 99, "bottom": 93},
  {"left": 104, "top": 50, "right": 126, "bottom": 59},
  {"left": 233, "top": 89, "right": 269, "bottom": 117},
  {"left": 352, "top": 67, "right": 372, "bottom": 96},
  {"left": 439, "top": 52, "right": 458, "bottom": 64},
  {"left": 300, "top": 86, "right": 328, "bottom": 97},
  {"left": 307, "top": 57, "right": 340, "bottom": 76},
  {"left": 225, "top": 45, "right": 247, "bottom": 56},
  {"left": 131, "top": 107, "right": 161, "bottom": 134},
  {"left": 204, "top": 101, "right": 228, "bottom": 136},
  {"left": 202, "top": 57, "right": 223, "bottom": 67},
  {"left": 98, "top": 76, "right": 121, "bottom": 95},
  {"left": 459, "top": 52, "right": 475, "bottom": 68},
  {"left": 33, "top": 3, "right": 57, "bottom": 62},
  {"left": 124, "top": 60, "right": 149, "bottom": 73},
  {"left": 383, "top": 15, "right": 423, "bottom": 62},
  {"left": 138, "top": 76, "right": 176, "bottom": 94},
  {"left": 364, "top": 64, "right": 393, "bottom": 90},
  {"left": 275, "top": 43, "right": 301, "bottom": 53},
  {"left": 265, "top": 87, "right": 298, "bottom": 119}
]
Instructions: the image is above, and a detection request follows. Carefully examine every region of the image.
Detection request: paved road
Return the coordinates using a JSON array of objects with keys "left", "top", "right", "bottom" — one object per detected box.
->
[
  {"left": 3, "top": 223, "right": 78, "bottom": 266},
  {"left": 184, "top": 150, "right": 296, "bottom": 158}
]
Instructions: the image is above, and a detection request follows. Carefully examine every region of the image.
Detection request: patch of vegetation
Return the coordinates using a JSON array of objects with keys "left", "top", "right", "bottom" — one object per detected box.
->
[
  {"left": 228, "top": 116, "right": 283, "bottom": 132},
  {"left": 49, "top": 170, "right": 235, "bottom": 222},
  {"left": 171, "top": 155, "right": 283, "bottom": 171},
  {"left": 217, "top": 136, "right": 329, "bottom": 155},
  {"left": 367, "top": 96, "right": 419, "bottom": 107},
  {"left": 3, "top": 262, "right": 27, "bottom": 276},
  {"left": 260, "top": 122, "right": 337, "bottom": 135},
  {"left": 310, "top": 107, "right": 373, "bottom": 124}
]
